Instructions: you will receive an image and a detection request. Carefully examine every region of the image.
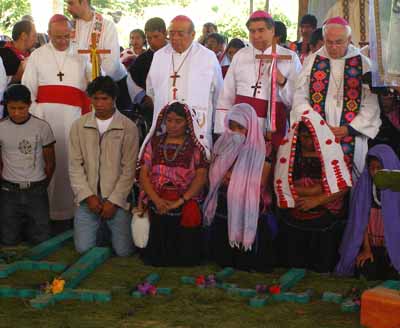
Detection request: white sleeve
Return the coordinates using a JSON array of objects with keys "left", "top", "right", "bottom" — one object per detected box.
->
[
  {"left": 348, "top": 56, "right": 381, "bottom": 138},
  {"left": 0, "top": 58, "right": 7, "bottom": 118},
  {"left": 146, "top": 65, "right": 155, "bottom": 101},
  {"left": 21, "top": 54, "right": 40, "bottom": 116},
  {"left": 278, "top": 53, "right": 302, "bottom": 108},
  {"left": 212, "top": 57, "right": 224, "bottom": 112},
  {"left": 100, "top": 21, "right": 126, "bottom": 81},
  {"left": 126, "top": 74, "right": 144, "bottom": 102},
  {"left": 215, "top": 55, "right": 237, "bottom": 133},
  {"left": 349, "top": 83, "right": 381, "bottom": 138}
]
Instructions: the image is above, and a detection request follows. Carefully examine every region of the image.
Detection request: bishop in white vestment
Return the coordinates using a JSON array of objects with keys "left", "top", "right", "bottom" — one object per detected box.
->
[
  {"left": 145, "top": 15, "right": 223, "bottom": 158},
  {"left": 291, "top": 17, "right": 381, "bottom": 179},
  {"left": 216, "top": 11, "right": 301, "bottom": 151},
  {"left": 22, "top": 15, "right": 91, "bottom": 220}
]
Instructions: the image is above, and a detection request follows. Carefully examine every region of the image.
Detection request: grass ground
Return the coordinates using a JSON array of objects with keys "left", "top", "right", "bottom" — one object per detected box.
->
[{"left": 0, "top": 242, "right": 376, "bottom": 328}]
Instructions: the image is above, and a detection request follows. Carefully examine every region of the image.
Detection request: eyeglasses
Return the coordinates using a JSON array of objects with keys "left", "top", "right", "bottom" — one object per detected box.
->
[
  {"left": 52, "top": 35, "right": 70, "bottom": 42},
  {"left": 168, "top": 30, "right": 190, "bottom": 37},
  {"left": 325, "top": 39, "right": 347, "bottom": 46}
]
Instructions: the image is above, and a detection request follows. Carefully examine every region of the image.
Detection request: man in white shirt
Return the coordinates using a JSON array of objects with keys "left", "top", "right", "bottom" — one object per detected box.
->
[{"left": 145, "top": 15, "right": 223, "bottom": 158}]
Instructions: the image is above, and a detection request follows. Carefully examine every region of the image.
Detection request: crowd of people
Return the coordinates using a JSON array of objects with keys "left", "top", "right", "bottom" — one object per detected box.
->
[{"left": 0, "top": 0, "right": 399, "bottom": 282}]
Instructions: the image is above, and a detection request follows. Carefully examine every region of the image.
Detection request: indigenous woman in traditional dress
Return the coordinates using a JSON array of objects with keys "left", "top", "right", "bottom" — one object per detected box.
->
[
  {"left": 275, "top": 110, "right": 352, "bottom": 273},
  {"left": 336, "top": 144, "right": 400, "bottom": 280},
  {"left": 139, "top": 102, "right": 209, "bottom": 266},
  {"left": 203, "top": 103, "right": 275, "bottom": 272}
]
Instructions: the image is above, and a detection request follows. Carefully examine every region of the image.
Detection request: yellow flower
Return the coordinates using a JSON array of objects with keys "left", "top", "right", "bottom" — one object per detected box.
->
[{"left": 51, "top": 278, "right": 65, "bottom": 295}]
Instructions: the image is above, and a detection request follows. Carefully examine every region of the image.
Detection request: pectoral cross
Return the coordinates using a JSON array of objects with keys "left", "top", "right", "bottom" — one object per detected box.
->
[
  {"left": 170, "top": 72, "right": 180, "bottom": 87},
  {"left": 251, "top": 81, "right": 262, "bottom": 97},
  {"left": 170, "top": 72, "right": 180, "bottom": 100},
  {"left": 334, "top": 92, "right": 344, "bottom": 107},
  {"left": 57, "top": 71, "right": 64, "bottom": 82},
  {"left": 255, "top": 39, "right": 292, "bottom": 132},
  {"left": 78, "top": 33, "right": 111, "bottom": 80}
]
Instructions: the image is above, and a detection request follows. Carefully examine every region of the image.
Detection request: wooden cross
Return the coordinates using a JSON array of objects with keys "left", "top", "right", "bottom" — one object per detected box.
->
[
  {"left": 78, "top": 33, "right": 111, "bottom": 80},
  {"left": 57, "top": 71, "right": 65, "bottom": 82},
  {"left": 255, "top": 39, "right": 292, "bottom": 132},
  {"left": 255, "top": 39, "right": 292, "bottom": 64},
  {"left": 251, "top": 81, "right": 262, "bottom": 97},
  {"left": 170, "top": 72, "right": 180, "bottom": 87}
]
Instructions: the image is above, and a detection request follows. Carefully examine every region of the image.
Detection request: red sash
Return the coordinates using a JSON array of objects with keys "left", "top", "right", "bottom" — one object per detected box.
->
[
  {"left": 36, "top": 85, "right": 91, "bottom": 115},
  {"left": 234, "top": 95, "right": 287, "bottom": 151}
]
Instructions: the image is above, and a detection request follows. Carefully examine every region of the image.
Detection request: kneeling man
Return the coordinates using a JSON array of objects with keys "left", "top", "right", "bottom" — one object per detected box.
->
[{"left": 69, "top": 76, "right": 139, "bottom": 256}]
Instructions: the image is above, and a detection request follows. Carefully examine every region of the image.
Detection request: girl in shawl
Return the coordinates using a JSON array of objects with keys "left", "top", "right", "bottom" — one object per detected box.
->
[
  {"left": 203, "top": 103, "right": 275, "bottom": 272},
  {"left": 275, "top": 110, "right": 351, "bottom": 273},
  {"left": 139, "top": 102, "right": 209, "bottom": 266},
  {"left": 336, "top": 144, "right": 400, "bottom": 280}
]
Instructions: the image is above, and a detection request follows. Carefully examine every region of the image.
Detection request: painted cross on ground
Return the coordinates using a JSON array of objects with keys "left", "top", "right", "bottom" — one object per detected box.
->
[
  {"left": 0, "top": 231, "right": 113, "bottom": 309},
  {"left": 0, "top": 230, "right": 73, "bottom": 278}
]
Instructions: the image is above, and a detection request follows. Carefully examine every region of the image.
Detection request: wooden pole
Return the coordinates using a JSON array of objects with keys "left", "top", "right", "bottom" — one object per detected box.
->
[{"left": 297, "top": 0, "right": 309, "bottom": 40}]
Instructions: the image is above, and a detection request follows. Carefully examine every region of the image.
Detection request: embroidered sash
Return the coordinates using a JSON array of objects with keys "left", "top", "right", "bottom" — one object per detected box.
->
[
  {"left": 71, "top": 12, "right": 104, "bottom": 46},
  {"left": 309, "top": 55, "right": 363, "bottom": 167}
]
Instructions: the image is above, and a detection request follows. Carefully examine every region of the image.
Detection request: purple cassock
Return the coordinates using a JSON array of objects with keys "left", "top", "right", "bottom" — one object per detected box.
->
[{"left": 335, "top": 144, "right": 400, "bottom": 276}]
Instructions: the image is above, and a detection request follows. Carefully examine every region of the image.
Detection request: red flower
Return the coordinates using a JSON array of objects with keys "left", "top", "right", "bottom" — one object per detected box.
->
[
  {"left": 280, "top": 157, "right": 287, "bottom": 164},
  {"left": 195, "top": 275, "right": 205, "bottom": 286},
  {"left": 269, "top": 285, "right": 281, "bottom": 295},
  {"left": 326, "top": 139, "right": 333, "bottom": 145},
  {"left": 320, "top": 120, "right": 326, "bottom": 125},
  {"left": 331, "top": 159, "right": 339, "bottom": 165},
  {"left": 148, "top": 285, "right": 157, "bottom": 296}
]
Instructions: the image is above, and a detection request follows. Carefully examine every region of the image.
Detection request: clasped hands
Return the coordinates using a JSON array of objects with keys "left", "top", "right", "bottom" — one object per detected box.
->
[
  {"left": 153, "top": 196, "right": 185, "bottom": 215},
  {"left": 86, "top": 195, "right": 117, "bottom": 219},
  {"left": 329, "top": 125, "right": 349, "bottom": 139}
]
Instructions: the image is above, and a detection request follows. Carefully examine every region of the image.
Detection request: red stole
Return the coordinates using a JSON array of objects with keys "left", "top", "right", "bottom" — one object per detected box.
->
[{"left": 36, "top": 85, "right": 91, "bottom": 115}]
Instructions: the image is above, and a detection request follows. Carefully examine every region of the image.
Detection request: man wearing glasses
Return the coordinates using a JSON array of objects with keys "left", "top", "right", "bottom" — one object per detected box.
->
[
  {"left": 292, "top": 17, "right": 381, "bottom": 181},
  {"left": 145, "top": 15, "right": 223, "bottom": 159}
]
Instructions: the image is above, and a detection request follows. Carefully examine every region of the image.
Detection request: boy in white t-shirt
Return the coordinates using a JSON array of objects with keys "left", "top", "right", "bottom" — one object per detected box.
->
[{"left": 0, "top": 84, "right": 56, "bottom": 245}]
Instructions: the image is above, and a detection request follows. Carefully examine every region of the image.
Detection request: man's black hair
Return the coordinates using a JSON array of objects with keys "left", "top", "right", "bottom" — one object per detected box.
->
[
  {"left": 87, "top": 76, "right": 119, "bottom": 99},
  {"left": 246, "top": 17, "right": 274, "bottom": 30},
  {"left": 205, "top": 33, "right": 226, "bottom": 45},
  {"left": 300, "top": 14, "right": 318, "bottom": 28},
  {"left": 274, "top": 21, "right": 287, "bottom": 44},
  {"left": 310, "top": 27, "right": 323, "bottom": 46},
  {"left": 3, "top": 84, "right": 32, "bottom": 105},
  {"left": 12, "top": 20, "right": 34, "bottom": 42},
  {"left": 226, "top": 38, "right": 245, "bottom": 50},
  {"left": 145, "top": 17, "right": 166, "bottom": 33}
]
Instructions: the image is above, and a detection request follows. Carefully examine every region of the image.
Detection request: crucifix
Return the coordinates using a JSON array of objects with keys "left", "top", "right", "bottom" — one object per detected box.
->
[
  {"left": 57, "top": 71, "right": 65, "bottom": 82},
  {"left": 251, "top": 81, "right": 262, "bottom": 97},
  {"left": 78, "top": 33, "right": 111, "bottom": 80},
  {"left": 170, "top": 72, "right": 180, "bottom": 100},
  {"left": 255, "top": 39, "right": 292, "bottom": 132}
]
